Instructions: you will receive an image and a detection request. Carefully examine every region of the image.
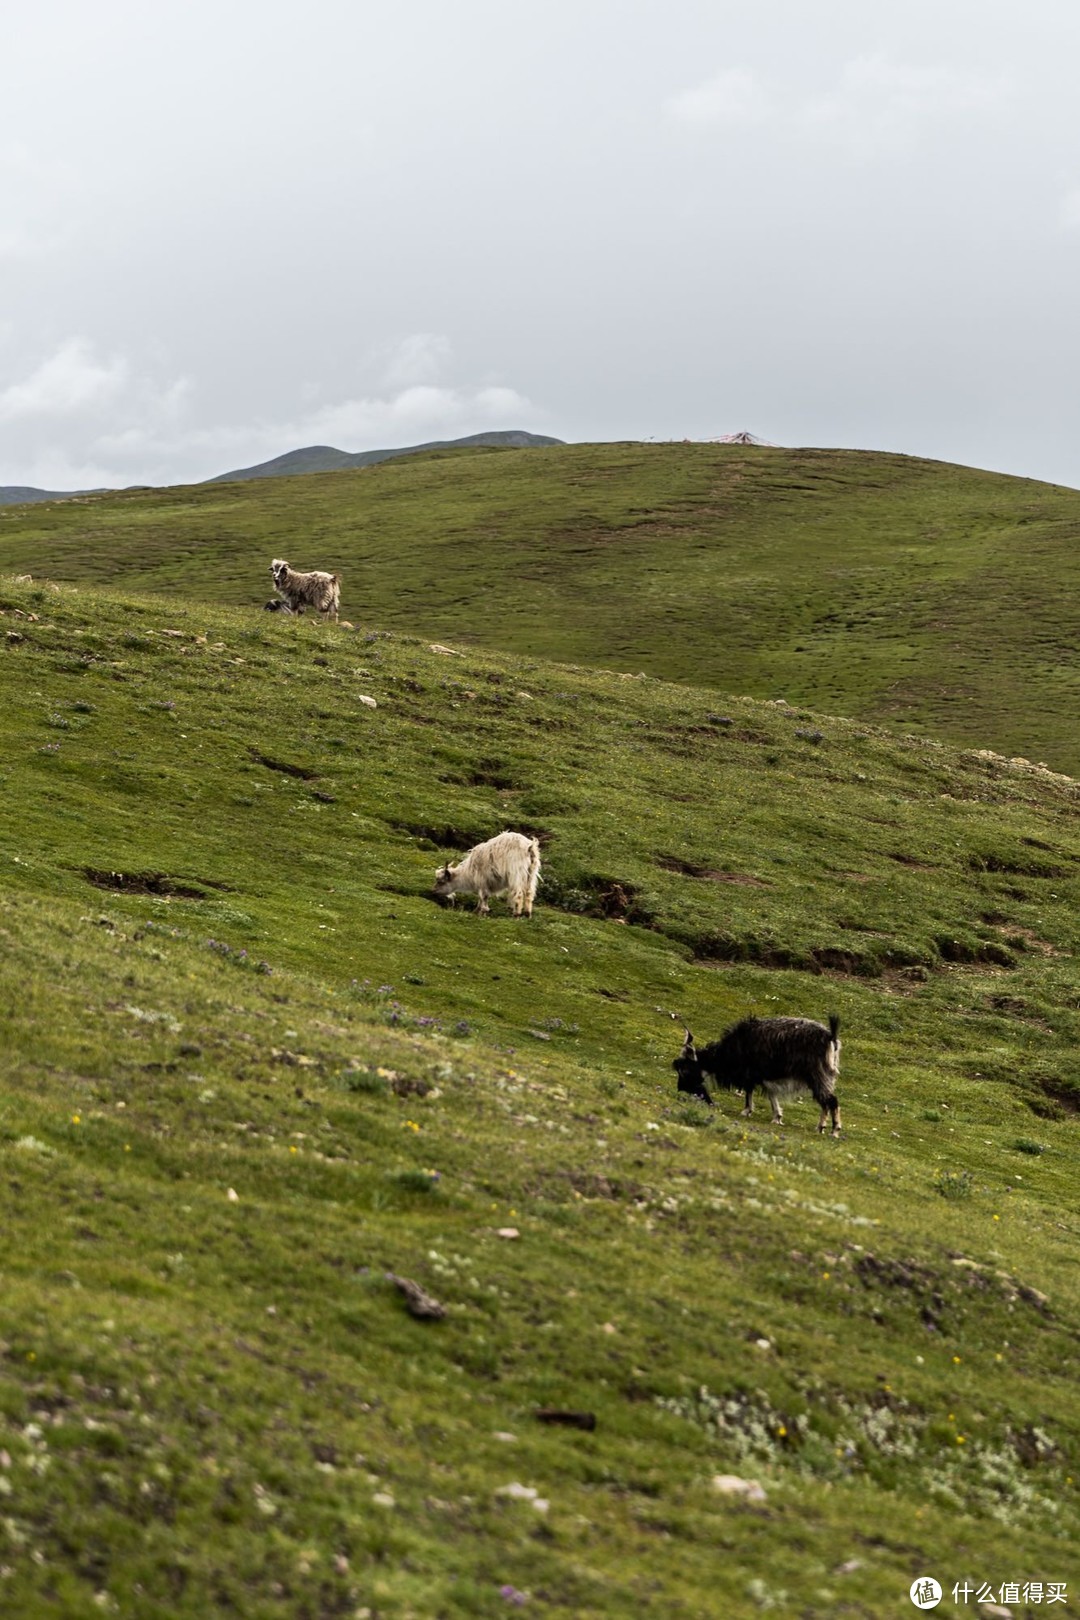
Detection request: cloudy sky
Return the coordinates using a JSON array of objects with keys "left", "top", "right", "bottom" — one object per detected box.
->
[{"left": 4, "top": 0, "right": 1080, "bottom": 490}]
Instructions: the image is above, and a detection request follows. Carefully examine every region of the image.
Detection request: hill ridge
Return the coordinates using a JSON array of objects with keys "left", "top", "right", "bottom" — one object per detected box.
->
[
  {"left": 3, "top": 440, "right": 1078, "bottom": 774},
  {"left": 0, "top": 429, "right": 563, "bottom": 506},
  {"left": 206, "top": 427, "right": 563, "bottom": 483}
]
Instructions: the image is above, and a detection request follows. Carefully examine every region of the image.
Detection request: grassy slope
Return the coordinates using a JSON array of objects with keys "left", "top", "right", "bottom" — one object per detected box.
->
[
  {"left": 0, "top": 575, "right": 1078, "bottom": 1617},
  {"left": 1, "top": 442, "right": 1080, "bottom": 777}
]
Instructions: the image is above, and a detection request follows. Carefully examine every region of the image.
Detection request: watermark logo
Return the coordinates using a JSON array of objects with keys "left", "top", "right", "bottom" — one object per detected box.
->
[{"left": 909, "top": 1577, "right": 1068, "bottom": 1606}]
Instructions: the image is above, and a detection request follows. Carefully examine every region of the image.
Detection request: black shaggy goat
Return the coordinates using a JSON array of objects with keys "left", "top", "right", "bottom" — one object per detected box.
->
[{"left": 673, "top": 1015, "right": 842, "bottom": 1136}]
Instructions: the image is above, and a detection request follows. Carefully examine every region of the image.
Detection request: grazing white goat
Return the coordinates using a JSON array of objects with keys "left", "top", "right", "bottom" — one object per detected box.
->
[
  {"left": 270, "top": 558, "right": 341, "bottom": 620},
  {"left": 434, "top": 831, "right": 541, "bottom": 917}
]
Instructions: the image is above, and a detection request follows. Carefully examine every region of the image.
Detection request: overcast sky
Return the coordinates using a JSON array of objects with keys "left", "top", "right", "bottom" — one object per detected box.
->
[{"left": 4, "top": 0, "right": 1080, "bottom": 490}]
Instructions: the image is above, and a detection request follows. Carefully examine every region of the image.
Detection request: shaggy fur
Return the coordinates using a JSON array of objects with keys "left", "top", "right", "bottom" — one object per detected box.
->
[
  {"left": 434, "top": 831, "right": 541, "bottom": 917},
  {"left": 270, "top": 558, "right": 341, "bottom": 620},
  {"left": 673, "top": 1014, "right": 842, "bottom": 1135}
]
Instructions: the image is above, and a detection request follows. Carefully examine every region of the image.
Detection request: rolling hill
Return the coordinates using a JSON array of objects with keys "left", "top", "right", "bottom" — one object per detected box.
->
[
  {"left": 206, "top": 429, "right": 563, "bottom": 483},
  {"left": 1, "top": 440, "right": 1078, "bottom": 775},
  {"left": 0, "top": 484, "right": 105, "bottom": 509},
  {"left": 0, "top": 570, "right": 1077, "bottom": 1616},
  {"left": 0, "top": 430, "right": 561, "bottom": 507}
]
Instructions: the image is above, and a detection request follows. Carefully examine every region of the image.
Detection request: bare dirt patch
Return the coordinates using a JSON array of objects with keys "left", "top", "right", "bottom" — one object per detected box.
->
[
  {"left": 81, "top": 868, "right": 227, "bottom": 899},
  {"left": 656, "top": 854, "right": 770, "bottom": 887},
  {"left": 992, "top": 924, "right": 1062, "bottom": 957},
  {"left": 251, "top": 751, "right": 319, "bottom": 780},
  {"left": 888, "top": 852, "right": 937, "bottom": 871}
]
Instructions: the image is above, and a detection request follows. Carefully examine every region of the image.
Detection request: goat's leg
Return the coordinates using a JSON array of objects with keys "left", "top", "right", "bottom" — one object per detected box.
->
[
  {"left": 741, "top": 1088, "right": 754, "bottom": 1117},
  {"left": 769, "top": 1092, "right": 784, "bottom": 1125},
  {"left": 476, "top": 892, "right": 490, "bottom": 916},
  {"left": 817, "top": 1100, "right": 842, "bottom": 1136}
]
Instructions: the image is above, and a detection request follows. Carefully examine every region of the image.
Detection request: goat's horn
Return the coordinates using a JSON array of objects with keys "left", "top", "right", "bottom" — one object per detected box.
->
[{"left": 680, "top": 1025, "right": 695, "bottom": 1055}]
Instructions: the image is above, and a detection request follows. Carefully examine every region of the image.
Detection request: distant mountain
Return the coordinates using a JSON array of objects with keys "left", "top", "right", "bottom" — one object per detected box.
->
[
  {"left": 0, "top": 486, "right": 105, "bottom": 508},
  {"left": 206, "top": 429, "right": 563, "bottom": 484},
  {"left": 0, "top": 430, "right": 561, "bottom": 508}
]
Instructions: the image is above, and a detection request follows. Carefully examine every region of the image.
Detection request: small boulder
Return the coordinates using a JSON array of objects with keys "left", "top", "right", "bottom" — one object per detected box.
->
[{"left": 711, "top": 1474, "right": 766, "bottom": 1503}]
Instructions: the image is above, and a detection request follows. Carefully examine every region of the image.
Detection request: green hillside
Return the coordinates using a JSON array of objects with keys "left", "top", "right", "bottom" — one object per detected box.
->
[
  {"left": 0, "top": 574, "right": 1077, "bottom": 1617},
  {"left": 2, "top": 442, "right": 1079, "bottom": 774}
]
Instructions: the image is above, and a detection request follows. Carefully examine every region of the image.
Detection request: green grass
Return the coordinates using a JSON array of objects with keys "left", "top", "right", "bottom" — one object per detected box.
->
[
  {"left": 2, "top": 441, "right": 1080, "bottom": 774},
  {"left": 0, "top": 574, "right": 1077, "bottom": 1617}
]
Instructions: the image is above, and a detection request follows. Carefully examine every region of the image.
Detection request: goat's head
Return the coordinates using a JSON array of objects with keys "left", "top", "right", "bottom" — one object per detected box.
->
[
  {"left": 672, "top": 1025, "right": 711, "bottom": 1104},
  {"left": 270, "top": 558, "right": 289, "bottom": 586},
  {"left": 433, "top": 862, "right": 458, "bottom": 902}
]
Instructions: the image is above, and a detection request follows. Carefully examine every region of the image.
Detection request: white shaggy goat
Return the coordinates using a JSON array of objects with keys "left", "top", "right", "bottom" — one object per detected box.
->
[
  {"left": 434, "top": 831, "right": 541, "bottom": 917},
  {"left": 270, "top": 558, "right": 341, "bottom": 620}
]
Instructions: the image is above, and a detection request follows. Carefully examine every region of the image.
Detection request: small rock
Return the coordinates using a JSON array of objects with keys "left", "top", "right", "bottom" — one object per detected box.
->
[
  {"left": 495, "top": 1482, "right": 539, "bottom": 1501},
  {"left": 371, "top": 1492, "right": 395, "bottom": 1507},
  {"left": 226, "top": 1188, "right": 239, "bottom": 1202},
  {"left": 357, "top": 694, "right": 377, "bottom": 709},
  {"left": 979, "top": 1607, "right": 1013, "bottom": 1620},
  {"left": 271, "top": 1049, "right": 317, "bottom": 1068},
  {"left": 497, "top": 1227, "right": 520, "bottom": 1240},
  {"left": 711, "top": 1474, "right": 766, "bottom": 1503},
  {"left": 385, "top": 1273, "right": 446, "bottom": 1320},
  {"left": 429, "top": 643, "right": 461, "bottom": 655},
  {"left": 836, "top": 1559, "right": 863, "bottom": 1575}
]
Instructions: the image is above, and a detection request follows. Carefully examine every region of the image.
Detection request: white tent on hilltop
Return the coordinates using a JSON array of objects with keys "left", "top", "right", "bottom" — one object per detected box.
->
[{"left": 710, "top": 430, "right": 777, "bottom": 446}]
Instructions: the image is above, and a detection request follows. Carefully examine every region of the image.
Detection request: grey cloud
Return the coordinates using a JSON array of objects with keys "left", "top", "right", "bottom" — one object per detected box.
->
[{"left": 3, "top": 1, "right": 1080, "bottom": 490}]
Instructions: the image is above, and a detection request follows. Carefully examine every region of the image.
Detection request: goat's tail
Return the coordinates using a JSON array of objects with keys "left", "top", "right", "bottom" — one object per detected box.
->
[{"left": 526, "top": 837, "right": 541, "bottom": 901}]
